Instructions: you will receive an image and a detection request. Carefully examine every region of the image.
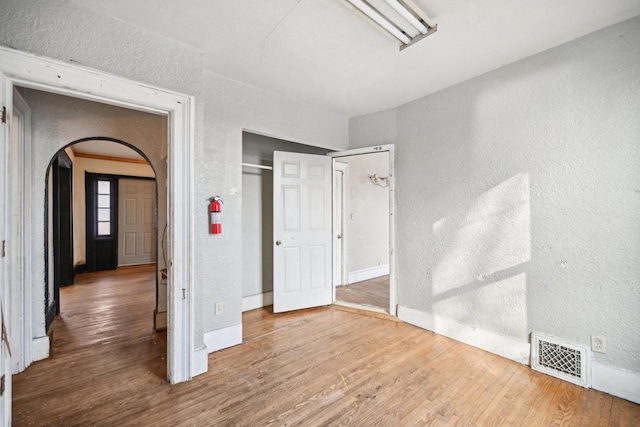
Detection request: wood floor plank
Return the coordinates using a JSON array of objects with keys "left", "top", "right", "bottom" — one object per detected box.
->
[
  {"left": 217, "top": 321, "right": 421, "bottom": 424},
  {"left": 336, "top": 275, "right": 389, "bottom": 310},
  {"left": 11, "top": 265, "right": 640, "bottom": 426},
  {"left": 281, "top": 328, "right": 449, "bottom": 426}
]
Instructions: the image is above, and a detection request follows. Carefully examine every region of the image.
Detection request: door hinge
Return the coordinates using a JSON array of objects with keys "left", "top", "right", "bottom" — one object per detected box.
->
[
  {"left": 1, "top": 240, "right": 5, "bottom": 257},
  {"left": 1, "top": 106, "right": 6, "bottom": 124},
  {"left": 182, "top": 289, "right": 186, "bottom": 300}
]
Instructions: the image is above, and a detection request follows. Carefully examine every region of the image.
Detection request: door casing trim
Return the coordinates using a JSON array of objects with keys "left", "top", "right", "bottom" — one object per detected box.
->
[
  {"left": 328, "top": 145, "right": 396, "bottom": 316},
  {"left": 0, "top": 46, "right": 195, "bottom": 383}
]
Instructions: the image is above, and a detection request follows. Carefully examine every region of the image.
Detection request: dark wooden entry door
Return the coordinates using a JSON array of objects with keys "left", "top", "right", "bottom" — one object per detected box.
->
[{"left": 86, "top": 173, "right": 118, "bottom": 272}]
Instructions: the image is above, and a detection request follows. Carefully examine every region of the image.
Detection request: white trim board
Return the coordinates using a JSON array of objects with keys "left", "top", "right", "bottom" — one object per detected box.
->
[
  {"left": 154, "top": 310, "right": 167, "bottom": 331},
  {"left": 397, "top": 305, "right": 530, "bottom": 365},
  {"left": 203, "top": 323, "right": 243, "bottom": 354},
  {"left": 333, "top": 300, "right": 388, "bottom": 315},
  {"left": 32, "top": 336, "right": 50, "bottom": 362},
  {"left": 592, "top": 361, "right": 640, "bottom": 404},
  {"left": 347, "top": 264, "right": 389, "bottom": 285},
  {"left": 0, "top": 46, "right": 194, "bottom": 384},
  {"left": 191, "top": 347, "right": 208, "bottom": 377},
  {"left": 9, "top": 88, "right": 33, "bottom": 374},
  {"left": 398, "top": 305, "right": 640, "bottom": 404},
  {"left": 242, "top": 292, "right": 273, "bottom": 312},
  {"left": 332, "top": 161, "right": 349, "bottom": 292}
]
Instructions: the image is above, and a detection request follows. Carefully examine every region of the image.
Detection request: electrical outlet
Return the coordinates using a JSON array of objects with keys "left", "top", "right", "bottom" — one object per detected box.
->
[
  {"left": 215, "top": 302, "right": 224, "bottom": 315},
  {"left": 591, "top": 335, "right": 606, "bottom": 353}
]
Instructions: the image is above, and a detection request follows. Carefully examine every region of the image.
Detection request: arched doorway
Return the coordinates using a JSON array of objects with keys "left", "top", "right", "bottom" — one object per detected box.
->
[{"left": 43, "top": 138, "right": 165, "bottom": 340}]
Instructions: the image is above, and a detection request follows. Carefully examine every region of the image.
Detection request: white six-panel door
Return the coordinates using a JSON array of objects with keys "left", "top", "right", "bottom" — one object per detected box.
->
[
  {"left": 273, "top": 151, "right": 332, "bottom": 313},
  {"left": 118, "top": 178, "right": 156, "bottom": 267}
]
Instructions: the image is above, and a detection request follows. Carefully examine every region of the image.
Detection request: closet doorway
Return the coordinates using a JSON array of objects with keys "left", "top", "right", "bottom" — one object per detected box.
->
[
  {"left": 242, "top": 133, "right": 395, "bottom": 316},
  {"left": 241, "top": 132, "right": 331, "bottom": 312}
]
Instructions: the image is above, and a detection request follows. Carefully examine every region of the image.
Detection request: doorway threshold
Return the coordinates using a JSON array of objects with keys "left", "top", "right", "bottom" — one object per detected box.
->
[{"left": 332, "top": 301, "right": 401, "bottom": 322}]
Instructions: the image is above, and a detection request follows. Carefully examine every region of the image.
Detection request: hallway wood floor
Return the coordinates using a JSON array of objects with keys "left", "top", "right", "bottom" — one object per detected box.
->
[
  {"left": 336, "top": 274, "right": 390, "bottom": 311},
  {"left": 12, "top": 266, "right": 639, "bottom": 426}
]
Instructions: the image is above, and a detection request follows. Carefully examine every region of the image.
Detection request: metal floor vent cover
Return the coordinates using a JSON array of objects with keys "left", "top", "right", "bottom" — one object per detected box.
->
[{"left": 531, "top": 333, "right": 590, "bottom": 388}]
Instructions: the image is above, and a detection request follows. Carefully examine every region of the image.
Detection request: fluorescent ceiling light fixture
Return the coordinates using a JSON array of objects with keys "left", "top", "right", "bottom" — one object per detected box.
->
[
  {"left": 383, "top": 0, "right": 428, "bottom": 34},
  {"left": 347, "top": 0, "right": 411, "bottom": 44},
  {"left": 344, "top": 0, "right": 437, "bottom": 50}
]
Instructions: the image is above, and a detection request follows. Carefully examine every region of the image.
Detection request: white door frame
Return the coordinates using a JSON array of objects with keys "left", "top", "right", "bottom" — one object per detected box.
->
[
  {"left": 0, "top": 66, "right": 11, "bottom": 427},
  {"left": 332, "top": 161, "right": 349, "bottom": 298},
  {"left": 0, "top": 46, "right": 195, "bottom": 383},
  {"left": 328, "top": 145, "right": 396, "bottom": 316},
  {"left": 8, "top": 88, "right": 32, "bottom": 373}
]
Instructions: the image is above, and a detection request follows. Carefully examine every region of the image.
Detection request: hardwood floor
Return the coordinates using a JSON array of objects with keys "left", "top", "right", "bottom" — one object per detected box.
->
[
  {"left": 336, "top": 274, "right": 389, "bottom": 311},
  {"left": 12, "top": 266, "right": 640, "bottom": 426}
]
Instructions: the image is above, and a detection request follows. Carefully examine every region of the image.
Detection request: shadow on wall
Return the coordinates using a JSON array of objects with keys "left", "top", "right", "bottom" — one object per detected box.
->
[
  {"left": 392, "top": 17, "right": 640, "bottom": 376},
  {"left": 430, "top": 172, "right": 531, "bottom": 338}
]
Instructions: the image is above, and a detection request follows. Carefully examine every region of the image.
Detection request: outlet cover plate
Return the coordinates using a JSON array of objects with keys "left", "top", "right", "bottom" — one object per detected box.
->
[{"left": 591, "top": 335, "right": 606, "bottom": 353}]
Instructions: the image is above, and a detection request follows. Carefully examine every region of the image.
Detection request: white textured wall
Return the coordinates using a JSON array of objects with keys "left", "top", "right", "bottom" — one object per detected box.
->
[
  {"left": 200, "top": 74, "right": 348, "bottom": 334},
  {"left": 338, "top": 152, "right": 389, "bottom": 273},
  {"left": 350, "top": 17, "right": 640, "bottom": 374},
  {"left": 349, "top": 109, "right": 397, "bottom": 149},
  {"left": 1, "top": 1, "right": 349, "bottom": 351},
  {"left": 1, "top": 0, "right": 205, "bottom": 342}
]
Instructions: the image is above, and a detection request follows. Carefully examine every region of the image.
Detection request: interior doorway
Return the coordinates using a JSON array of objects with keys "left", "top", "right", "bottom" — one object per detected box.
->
[
  {"left": 84, "top": 172, "right": 157, "bottom": 272},
  {"left": 43, "top": 139, "right": 162, "bottom": 365},
  {"left": 13, "top": 84, "right": 169, "bottom": 378},
  {"left": 241, "top": 131, "right": 395, "bottom": 317},
  {"left": 241, "top": 132, "right": 331, "bottom": 312},
  {"left": 332, "top": 151, "right": 391, "bottom": 313},
  {"left": 1, "top": 49, "right": 195, "bottom": 403}
]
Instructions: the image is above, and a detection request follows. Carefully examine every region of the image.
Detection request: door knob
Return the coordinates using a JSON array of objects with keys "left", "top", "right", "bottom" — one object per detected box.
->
[{"left": 276, "top": 240, "right": 282, "bottom": 246}]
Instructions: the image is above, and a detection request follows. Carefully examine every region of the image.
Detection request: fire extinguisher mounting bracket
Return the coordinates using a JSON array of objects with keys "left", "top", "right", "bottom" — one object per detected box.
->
[{"left": 208, "top": 196, "right": 223, "bottom": 204}]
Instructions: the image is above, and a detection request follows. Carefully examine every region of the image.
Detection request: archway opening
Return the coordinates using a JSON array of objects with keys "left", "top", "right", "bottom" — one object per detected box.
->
[{"left": 43, "top": 137, "right": 167, "bottom": 378}]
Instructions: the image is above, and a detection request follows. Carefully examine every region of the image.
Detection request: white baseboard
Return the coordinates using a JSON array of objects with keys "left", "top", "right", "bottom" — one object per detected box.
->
[
  {"left": 203, "top": 323, "right": 243, "bottom": 353},
  {"left": 32, "top": 336, "right": 50, "bottom": 362},
  {"left": 348, "top": 264, "right": 389, "bottom": 285},
  {"left": 592, "top": 361, "right": 640, "bottom": 404},
  {"left": 397, "top": 305, "right": 530, "bottom": 365},
  {"left": 191, "top": 347, "right": 208, "bottom": 378},
  {"left": 154, "top": 310, "right": 167, "bottom": 331},
  {"left": 242, "top": 291, "right": 273, "bottom": 312}
]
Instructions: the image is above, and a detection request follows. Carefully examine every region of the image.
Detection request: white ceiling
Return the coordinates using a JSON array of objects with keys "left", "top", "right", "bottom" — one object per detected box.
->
[
  {"left": 72, "top": 140, "right": 145, "bottom": 160},
  {"left": 71, "top": 0, "right": 640, "bottom": 117}
]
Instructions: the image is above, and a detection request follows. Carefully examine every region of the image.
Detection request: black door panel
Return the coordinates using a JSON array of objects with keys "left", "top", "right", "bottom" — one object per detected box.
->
[{"left": 86, "top": 173, "right": 118, "bottom": 272}]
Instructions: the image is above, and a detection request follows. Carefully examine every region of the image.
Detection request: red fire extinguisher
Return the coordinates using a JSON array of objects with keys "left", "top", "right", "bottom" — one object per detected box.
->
[{"left": 209, "top": 196, "right": 223, "bottom": 234}]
